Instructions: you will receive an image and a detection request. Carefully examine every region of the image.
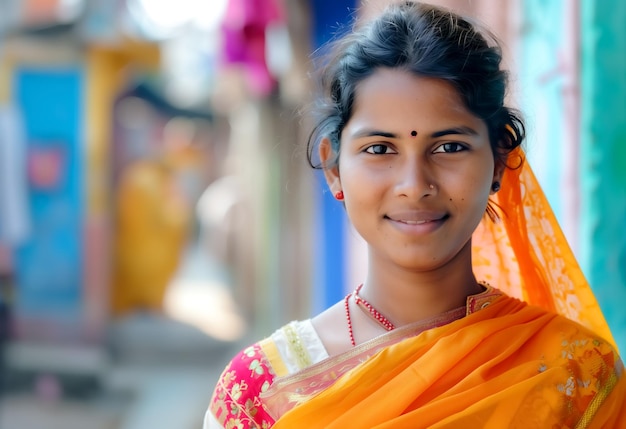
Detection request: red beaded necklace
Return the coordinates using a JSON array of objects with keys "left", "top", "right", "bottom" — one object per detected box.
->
[{"left": 345, "top": 284, "right": 396, "bottom": 347}]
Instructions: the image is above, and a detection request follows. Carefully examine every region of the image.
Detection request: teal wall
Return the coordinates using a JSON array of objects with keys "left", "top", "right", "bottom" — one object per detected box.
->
[
  {"left": 581, "top": 0, "right": 626, "bottom": 352},
  {"left": 521, "top": 0, "right": 626, "bottom": 352},
  {"left": 520, "top": 0, "right": 569, "bottom": 223}
]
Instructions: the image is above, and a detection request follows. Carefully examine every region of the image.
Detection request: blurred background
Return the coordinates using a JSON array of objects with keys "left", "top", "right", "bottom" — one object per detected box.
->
[{"left": 0, "top": 0, "right": 624, "bottom": 428}]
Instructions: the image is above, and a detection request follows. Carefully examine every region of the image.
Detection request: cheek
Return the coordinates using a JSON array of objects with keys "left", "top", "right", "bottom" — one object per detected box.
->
[
  {"left": 447, "top": 171, "right": 493, "bottom": 210},
  {"left": 340, "top": 166, "right": 386, "bottom": 225},
  {"left": 340, "top": 161, "right": 386, "bottom": 193},
  {"left": 458, "top": 156, "right": 494, "bottom": 194}
]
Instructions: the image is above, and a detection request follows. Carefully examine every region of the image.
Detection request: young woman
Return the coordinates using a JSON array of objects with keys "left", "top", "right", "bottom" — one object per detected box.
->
[{"left": 204, "top": 2, "right": 625, "bottom": 428}]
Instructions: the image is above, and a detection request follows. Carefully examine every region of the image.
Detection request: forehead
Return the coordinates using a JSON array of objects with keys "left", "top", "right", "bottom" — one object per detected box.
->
[{"left": 346, "top": 68, "right": 484, "bottom": 133}]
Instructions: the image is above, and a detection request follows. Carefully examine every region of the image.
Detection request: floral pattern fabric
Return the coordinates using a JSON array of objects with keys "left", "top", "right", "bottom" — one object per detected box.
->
[{"left": 209, "top": 344, "right": 276, "bottom": 429}]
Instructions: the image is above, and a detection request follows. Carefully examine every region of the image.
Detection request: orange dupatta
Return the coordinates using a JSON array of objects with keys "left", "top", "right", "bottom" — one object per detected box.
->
[{"left": 472, "top": 149, "right": 615, "bottom": 349}]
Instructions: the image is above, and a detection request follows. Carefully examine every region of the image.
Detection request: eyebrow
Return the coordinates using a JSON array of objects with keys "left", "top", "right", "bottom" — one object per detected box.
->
[
  {"left": 350, "top": 129, "right": 399, "bottom": 139},
  {"left": 350, "top": 126, "right": 479, "bottom": 140},
  {"left": 430, "top": 126, "right": 479, "bottom": 138}
]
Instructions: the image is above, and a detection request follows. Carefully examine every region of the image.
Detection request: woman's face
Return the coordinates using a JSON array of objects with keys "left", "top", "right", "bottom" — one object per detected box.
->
[{"left": 322, "top": 68, "right": 502, "bottom": 272}]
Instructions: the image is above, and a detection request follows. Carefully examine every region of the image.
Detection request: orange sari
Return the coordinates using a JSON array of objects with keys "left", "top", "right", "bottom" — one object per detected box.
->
[
  {"left": 271, "top": 151, "right": 624, "bottom": 428},
  {"left": 272, "top": 295, "right": 624, "bottom": 428}
]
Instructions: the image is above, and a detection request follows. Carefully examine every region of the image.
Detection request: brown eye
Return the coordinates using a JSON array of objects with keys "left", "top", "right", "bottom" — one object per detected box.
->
[
  {"left": 433, "top": 143, "right": 466, "bottom": 153},
  {"left": 365, "top": 144, "right": 395, "bottom": 154}
]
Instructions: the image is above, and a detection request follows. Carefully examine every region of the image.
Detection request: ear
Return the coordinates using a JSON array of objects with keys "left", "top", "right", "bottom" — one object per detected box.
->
[
  {"left": 491, "top": 158, "right": 506, "bottom": 194},
  {"left": 319, "top": 137, "right": 341, "bottom": 194}
]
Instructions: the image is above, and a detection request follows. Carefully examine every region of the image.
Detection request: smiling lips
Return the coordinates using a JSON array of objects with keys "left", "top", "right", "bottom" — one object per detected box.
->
[
  {"left": 386, "top": 211, "right": 448, "bottom": 223},
  {"left": 397, "top": 219, "right": 437, "bottom": 225},
  {"left": 385, "top": 211, "right": 449, "bottom": 232}
]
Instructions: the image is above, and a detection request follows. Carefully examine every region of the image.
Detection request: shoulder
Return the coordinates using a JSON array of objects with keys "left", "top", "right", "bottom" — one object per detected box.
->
[
  {"left": 268, "top": 319, "right": 329, "bottom": 374},
  {"left": 539, "top": 311, "right": 619, "bottom": 360},
  {"left": 496, "top": 296, "right": 619, "bottom": 361},
  {"left": 207, "top": 320, "right": 328, "bottom": 428},
  {"left": 487, "top": 301, "right": 624, "bottom": 424},
  {"left": 534, "top": 312, "right": 624, "bottom": 414},
  {"left": 519, "top": 306, "right": 621, "bottom": 368},
  {"left": 497, "top": 300, "right": 622, "bottom": 391},
  {"left": 209, "top": 342, "right": 276, "bottom": 428}
]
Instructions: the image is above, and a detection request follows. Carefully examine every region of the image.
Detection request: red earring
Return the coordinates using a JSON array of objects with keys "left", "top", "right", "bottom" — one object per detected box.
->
[{"left": 335, "top": 191, "right": 344, "bottom": 200}]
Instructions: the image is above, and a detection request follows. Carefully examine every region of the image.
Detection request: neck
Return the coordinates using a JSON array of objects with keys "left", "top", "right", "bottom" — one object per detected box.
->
[{"left": 362, "top": 242, "right": 482, "bottom": 327}]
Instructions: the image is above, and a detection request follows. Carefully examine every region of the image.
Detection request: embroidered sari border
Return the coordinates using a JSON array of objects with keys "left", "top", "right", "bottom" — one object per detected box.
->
[
  {"left": 575, "top": 363, "right": 622, "bottom": 429},
  {"left": 263, "top": 304, "right": 468, "bottom": 392}
]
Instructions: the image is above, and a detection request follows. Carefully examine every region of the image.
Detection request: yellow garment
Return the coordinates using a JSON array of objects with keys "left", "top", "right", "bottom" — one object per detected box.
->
[
  {"left": 111, "top": 160, "right": 191, "bottom": 314},
  {"left": 273, "top": 295, "right": 625, "bottom": 428}
]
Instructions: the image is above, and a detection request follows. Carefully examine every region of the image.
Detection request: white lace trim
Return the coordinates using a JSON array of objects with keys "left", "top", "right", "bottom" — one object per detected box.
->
[{"left": 270, "top": 319, "right": 329, "bottom": 374}]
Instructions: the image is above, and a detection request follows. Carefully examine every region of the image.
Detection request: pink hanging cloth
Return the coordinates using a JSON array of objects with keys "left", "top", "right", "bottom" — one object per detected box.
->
[{"left": 220, "top": 0, "right": 285, "bottom": 96}]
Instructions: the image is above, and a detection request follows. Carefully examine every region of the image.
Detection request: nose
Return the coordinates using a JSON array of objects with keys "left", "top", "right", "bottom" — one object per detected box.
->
[{"left": 394, "top": 157, "right": 436, "bottom": 199}]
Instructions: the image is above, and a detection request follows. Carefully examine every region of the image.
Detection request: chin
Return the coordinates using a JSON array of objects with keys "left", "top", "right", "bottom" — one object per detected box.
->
[{"left": 392, "top": 255, "right": 449, "bottom": 272}]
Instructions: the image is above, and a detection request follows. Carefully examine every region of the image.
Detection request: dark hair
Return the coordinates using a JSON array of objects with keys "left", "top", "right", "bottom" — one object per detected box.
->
[{"left": 307, "top": 1, "right": 525, "bottom": 169}]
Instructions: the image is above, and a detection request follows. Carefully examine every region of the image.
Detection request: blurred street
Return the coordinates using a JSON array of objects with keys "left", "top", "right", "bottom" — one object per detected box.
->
[{"left": 0, "top": 246, "right": 249, "bottom": 429}]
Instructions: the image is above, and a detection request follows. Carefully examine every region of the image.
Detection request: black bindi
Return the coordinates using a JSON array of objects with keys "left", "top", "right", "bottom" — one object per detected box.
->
[{"left": 410, "top": 130, "right": 418, "bottom": 137}]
